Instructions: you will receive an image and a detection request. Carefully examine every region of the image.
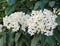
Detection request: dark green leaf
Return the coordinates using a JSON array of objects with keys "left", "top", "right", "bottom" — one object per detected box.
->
[
  {"left": 31, "top": 34, "right": 41, "bottom": 46},
  {"left": 42, "top": 0, "right": 49, "bottom": 3},
  {"left": 56, "top": 15, "right": 60, "bottom": 25},
  {"left": 0, "top": 37, "right": 3, "bottom": 46},
  {"left": 45, "top": 36, "right": 55, "bottom": 46},
  {"left": 5, "top": 5, "right": 16, "bottom": 15},
  {"left": 0, "top": 0, "right": 6, "bottom": 3},
  {"left": 3, "top": 32, "right": 7, "bottom": 46},
  {"left": 7, "top": 0, "right": 16, "bottom": 6},
  {"left": 20, "top": 0, "right": 25, "bottom": 3},
  {"left": 23, "top": 37, "right": 31, "bottom": 46},
  {"left": 41, "top": 34, "right": 46, "bottom": 46},
  {"left": 8, "top": 31, "right": 14, "bottom": 46},
  {"left": 15, "top": 38, "right": 23, "bottom": 46},
  {"left": 40, "top": 1, "right": 45, "bottom": 10},
  {"left": 54, "top": 30, "right": 60, "bottom": 43}
]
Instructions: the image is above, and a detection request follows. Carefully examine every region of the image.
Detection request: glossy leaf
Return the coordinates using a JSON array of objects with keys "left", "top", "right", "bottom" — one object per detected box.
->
[
  {"left": 7, "top": 0, "right": 16, "bottom": 5},
  {"left": 34, "top": 1, "right": 40, "bottom": 10},
  {"left": 40, "top": 1, "right": 45, "bottom": 10},
  {"left": 49, "top": 1, "right": 55, "bottom": 7},
  {"left": 5, "top": 5, "right": 16, "bottom": 15},
  {"left": 31, "top": 34, "right": 41, "bottom": 46}
]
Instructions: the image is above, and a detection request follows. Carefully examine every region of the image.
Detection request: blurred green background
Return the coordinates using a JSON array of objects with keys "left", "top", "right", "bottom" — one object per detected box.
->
[{"left": 0, "top": 0, "right": 60, "bottom": 46}]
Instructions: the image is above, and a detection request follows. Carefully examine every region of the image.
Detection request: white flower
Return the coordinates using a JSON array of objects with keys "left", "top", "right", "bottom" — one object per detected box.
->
[
  {"left": 3, "top": 9, "right": 58, "bottom": 36},
  {"left": 27, "top": 9, "right": 58, "bottom": 36},
  {"left": 3, "top": 12, "right": 30, "bottom": 32}
]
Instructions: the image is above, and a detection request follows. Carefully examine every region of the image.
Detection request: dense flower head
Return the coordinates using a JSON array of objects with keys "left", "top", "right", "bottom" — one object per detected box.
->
[
  {"left": 3, "top": 9, "right": 58, "bottom": 36},
  {"left": 27, "top": 9, "right": 58, "bottom": 36},
  {"left": 3, "top": 12, "right": 30, "bottom": 32}
]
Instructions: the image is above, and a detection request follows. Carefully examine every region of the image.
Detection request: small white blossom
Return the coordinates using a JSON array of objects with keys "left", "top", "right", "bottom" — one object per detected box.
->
[
  {"left": 58, "top": 12, "right": 60, "bottom": 15},
  {"left": 44, "top": 30, "right": 53, "bottom": 36}
]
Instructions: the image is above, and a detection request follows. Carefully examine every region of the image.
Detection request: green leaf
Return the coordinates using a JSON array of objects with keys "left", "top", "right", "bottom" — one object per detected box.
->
[
  {"left": 56, "top": 15, "right": 60, "bottom": 25},
  {"left": 40, "top": 34, "right": 46, "bottom": 46},
  {"left": 49, "top": 1, "right": 55, "bottom": 8},
  {"left": 54, "top": 30, "right": 60, "bottom": 43},
  {"left": 34, "top": 1, "right": 45, "bottom": 10},
  {"left": 40, "top": 1, "right": 45, "bottom": 10},
  {"left": 1, "top": 12, "right": 5, "bottom": 17},
  {"left": 20, "top": 0, "right": 25, "bottom": 3},
  {"left": 45, "top": 36, "right": 55, "bottom": 46},
  {"left": 7, "top": 0, "right": 16, "bottom": 6},
  {"left": 57, "top": 26, "right": 60, "bottom": 31},
  {"left": 15, "top": 32, "right": 30, "bottom": 46},
  {"left": 0, "top": 37, "right": 3, "bottom": 46},
  {"left": 0, "top": 32, "right": 3, "bottom": 37},
  {"left": 0, "top": 0, "right": 6, "bottom": 3},
  {"left": 5, "top": 5, "right": 16, "bottom": 15},
  {"left": 31, "top": 34, "right": 41, "bottom": 46},
  {"left": 42, "top": 0, "right": 49, "bottom": 3},
  {"left": 8, "top": 31, "right": 15, "bottom": 46},
  {"left": 15, "top": 32, "right": 21, "bottom": 42},
  {"left": 57, "top": 9, "right": 60, "bottom": 13},
  {"left": 15, "top": 38, "right": 23, "bottom": 46},
  {"left": 3, "top": 32, "right": 7, "bottom": 46},
  {"left": 16, "top": 38, "right": 27, "bottom": 46},
  {"left": 34, "top": 1, "right": 40, "bottom": 10},
  {"left": 22, "top": 37, "right": 31, "bottom": 46}
]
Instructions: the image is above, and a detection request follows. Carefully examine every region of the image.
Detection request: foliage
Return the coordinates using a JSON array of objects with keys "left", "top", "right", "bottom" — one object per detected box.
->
[{"left": 0, "top": 0, "right": 60, "bottom": 46}]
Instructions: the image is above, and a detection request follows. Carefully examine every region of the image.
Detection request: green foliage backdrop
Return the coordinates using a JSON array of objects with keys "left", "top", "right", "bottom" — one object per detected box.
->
[{"left": 0, "top": 0, "right": 60, "bottom": 46}]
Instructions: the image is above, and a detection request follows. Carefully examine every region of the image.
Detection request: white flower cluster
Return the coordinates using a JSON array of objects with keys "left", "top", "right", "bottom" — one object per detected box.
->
[
  {"left": 3, "top": 12, "right": 30, "bottom": 32},
  {"left": 3, "top": 9, "right": 58, "bottom": 36},
  {"left": 27, "top": 9, "right": 58, "bottom": 36}
]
